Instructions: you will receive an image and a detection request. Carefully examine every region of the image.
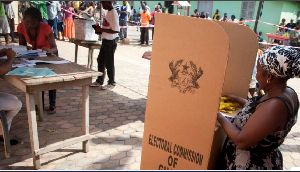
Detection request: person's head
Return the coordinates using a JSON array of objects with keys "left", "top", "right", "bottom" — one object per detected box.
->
[
  {"left": 67, "top": 1, "right": 72, "bottom": 7},
  {"left": 240, "top": 17, "right": 244, "bottom": 21},
  {"left": 155, "top": 5, "right": 158, "bottom": 11},
  {"left": 257, "top": 46, "right": 300, "bottom": 91},
  {"left": 143, "top": 1, "right": 147, "bottom": 6},
  {"left": 216, "top": 9, "right": 219, "bottom": 14},
  {"left": 142, "top": 5, "right": 147, "bottom": 13},
  {"left": 158, "top": 3, "right": 162, "bottom": 9},
  {"left": 206, "top": 12, "right": 209, "bottom": 18},
  {"left": 231, "top": 15, "right": 235, "bottom": 20},
  {"left": 194, "top": 9, "right": 198, "bottom": 13},
  {"left": 24, "top": 7, "right": 42, "bottom": 30},
  {"left": 123, "top": 1, "right": 127, "bottom": 6},
  {"left": 259, "top": 31, "right": 262, "bottom": 36},
  {"left": 101, "top": 1, "right": 113, "bottom": 10},
  {"left": 224, "top": 13, "right": 227, "bottom": 18},
  {"left": 290, "top": 18, "right": 294, "bottom": 23},
  {"left": 216, "top": 15, "right": 220, "bottom": 20},
  {"left": 162, "top": 6, "right": 166, "bottom": 13},
  {"left": 282, "top": 18, "right": 286, "bottom": 23}
]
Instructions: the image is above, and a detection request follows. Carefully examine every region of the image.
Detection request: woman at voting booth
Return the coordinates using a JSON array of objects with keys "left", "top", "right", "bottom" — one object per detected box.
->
[
  {"left": 217, "top": 46, "right": 299, "bottom": 170},
  {"left": 17, "top": 7, "right": 58, "bottom": 114}
]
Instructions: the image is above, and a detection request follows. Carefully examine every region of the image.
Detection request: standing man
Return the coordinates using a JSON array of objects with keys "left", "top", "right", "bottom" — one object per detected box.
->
[
  {"left": 118, "top": 1, "right": 129, "bottom": 40},
  {"left": 220, "top": 13, "right": 228, "bottom": 22},
  {"left": 4, "top": 2, "right": 17, "bottom": 43},
  {"left": 229, "top": 15, "right": 238, "bottom": 23},
  {"left": 30, "top": 1, "right": 48, "bottom": 23},
  {"left": 140, "top": 5, "right": 151, "bottom": 45},
  {"left": 47, "top": 1, "right": 61, "bottom": 39},
  {"left": 0, "top": 2, "right": 10, "bottom": 45},
  {"left": 90, "top": 1, "right": 119, "bottom": 90}
]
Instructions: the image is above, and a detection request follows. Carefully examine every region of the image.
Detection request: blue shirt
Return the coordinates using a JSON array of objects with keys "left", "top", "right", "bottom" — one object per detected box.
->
[{"left": 119, "top": 6, "right": 128, "bottom": 20}]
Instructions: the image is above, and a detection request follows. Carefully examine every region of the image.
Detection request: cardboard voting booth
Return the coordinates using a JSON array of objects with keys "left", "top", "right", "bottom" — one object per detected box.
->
[
  {"left": 74, "top": 18, "right": 98, "bottom": 41},
  {"left": 140, "top": 13, "right": 258, "bottom": 170}
]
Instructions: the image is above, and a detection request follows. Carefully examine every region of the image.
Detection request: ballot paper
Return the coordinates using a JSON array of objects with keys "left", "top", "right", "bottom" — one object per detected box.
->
[
  {"left": 0, "top": 45, "right": 27, "bottom": 55},
  {"left": 29, "top": 60, "right": 70, "bottom": 64},
  {"left": 0, "top": 46, "right": 47, "bottom": 57},
  {"left": 6, "top": 67, "right": 57, "bottom": 77}
]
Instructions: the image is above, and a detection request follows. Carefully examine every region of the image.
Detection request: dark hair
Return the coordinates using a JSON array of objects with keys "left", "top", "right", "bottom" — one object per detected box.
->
[{"left": 24, "top": 7, "right": 42, "bottom": 22}]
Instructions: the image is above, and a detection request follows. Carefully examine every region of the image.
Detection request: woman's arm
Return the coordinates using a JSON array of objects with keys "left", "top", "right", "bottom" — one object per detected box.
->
[
  {"left": 0, "top": 49, "right": 16, "bottom": 75},
  {"left": 218, "top": 98, "right": 288, "bottom": 150},
  {"left": 19, "top": 33, "right": 27, "bottom": 46},
  {"left": 42, "top": 33, "right": 58, "bottom": 54}
]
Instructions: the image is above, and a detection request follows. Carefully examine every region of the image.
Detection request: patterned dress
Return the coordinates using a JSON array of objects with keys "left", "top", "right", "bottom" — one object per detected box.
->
[{"left": 218, "top": 89, "right": 299, "bottom": 170}]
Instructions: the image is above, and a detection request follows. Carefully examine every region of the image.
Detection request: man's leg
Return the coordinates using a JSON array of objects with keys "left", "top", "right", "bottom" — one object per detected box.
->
[
  {"left": 96, "top": 42, "right": 107, "bottom": 85},
  {"left": 0, "top": 92, "right": 22, "bottom": 135},
  {"left": 140, "top": 28, "right": 145, "bottom": 44},
  {"left": 119, "top": 19, "right": 124, "bottom": 40},
  {"left": 145, "top": 27, "right": 149, "bottom": 45},
  {"left": 48, "top": 90, "right": 56, "bottom": 108},
  {"left": 9, "top": 18, "right": 15, "bottom": 42},
  {"left": 124, "top": 21, "right": 127, "bottom": 39},
  {"left": 53, "top": 18, "right": 58, "bottom": 39},
  {"left": 105, "top": 40, "right": 117, "bottom": 85}
]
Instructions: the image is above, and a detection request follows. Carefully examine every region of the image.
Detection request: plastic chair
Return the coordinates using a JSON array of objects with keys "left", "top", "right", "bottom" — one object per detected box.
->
[{"left": 0, "top": 111, "right": 11, "bottom": 158}]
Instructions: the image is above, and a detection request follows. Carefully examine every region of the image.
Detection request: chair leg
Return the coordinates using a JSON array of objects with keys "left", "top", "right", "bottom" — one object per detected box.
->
[{"left": 0, "top": 111, "right": 11, "bottom": 158}]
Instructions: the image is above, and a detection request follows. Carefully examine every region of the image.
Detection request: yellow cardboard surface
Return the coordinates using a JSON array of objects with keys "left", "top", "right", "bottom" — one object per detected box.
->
[
  {"left": 215, "top": 21, "right": 258, "bottom": 98},
  {"left": 140, "top": 13, "right": 230, "bottom": 170}
]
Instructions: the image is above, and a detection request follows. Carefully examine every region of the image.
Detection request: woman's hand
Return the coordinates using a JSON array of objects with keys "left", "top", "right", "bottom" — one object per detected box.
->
[
  {"left": 27, "top": 46, "right": 32, "bottom": 50},
  {"left": 6, "top": 49, "right": 16, "bottom": 60},
  {"left": 42, "top": 47, "right": 51, "bottom": 54},
  {"left": 222, "top": 93, "right": 237, "bottom": 102}
]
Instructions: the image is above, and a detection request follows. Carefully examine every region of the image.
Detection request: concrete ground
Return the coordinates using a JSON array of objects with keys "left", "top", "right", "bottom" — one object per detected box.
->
[{"left": 0, "top": 28, "right": 299, "bottom": 170}]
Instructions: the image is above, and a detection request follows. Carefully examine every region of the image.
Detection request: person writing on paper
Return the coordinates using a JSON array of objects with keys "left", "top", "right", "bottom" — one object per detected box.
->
[
  {"left": 217, "top": 46, "right": 299, "bottom": 170},
  {"left": 17, "top": 7, "right": 58, "bottom": 114},
  {"left": 0, "top": 48, "right": 22, "bottom": 145}
]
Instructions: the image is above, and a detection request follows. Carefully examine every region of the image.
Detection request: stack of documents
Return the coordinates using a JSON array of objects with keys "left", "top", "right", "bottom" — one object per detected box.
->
[
  {"left": 6, "top": 67, "right": 57, "bottom": 77},
  {"left": 0, "top": 46, "right": 47, "bottom": 57}
]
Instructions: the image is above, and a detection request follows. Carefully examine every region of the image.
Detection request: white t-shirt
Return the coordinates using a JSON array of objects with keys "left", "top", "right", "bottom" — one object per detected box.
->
[
  {"left": 229, "top": 19, "right": 239, "bottom": 23},
  {"left": 102, "top": 9, "right": 119, "bottom": 40}
]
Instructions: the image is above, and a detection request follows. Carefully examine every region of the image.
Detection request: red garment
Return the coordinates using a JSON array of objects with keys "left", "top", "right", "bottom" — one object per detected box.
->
[
  {"left": 150, "top": 11, "right": 156, "bottom": 25},
  {"left": 17, "top": 22, "right": 52, "bottom": 49}
]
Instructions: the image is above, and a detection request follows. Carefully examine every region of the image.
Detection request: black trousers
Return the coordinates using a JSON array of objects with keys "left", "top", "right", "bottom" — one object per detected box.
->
[
  {"left": 96, "top": 39, "right": 117, "bottom": 85},
  {"left": 42, "top": 52, "right": 58, "bottom": 108},
  {"left": 141, "top": 27, "right": 149, "bottom": 44}
]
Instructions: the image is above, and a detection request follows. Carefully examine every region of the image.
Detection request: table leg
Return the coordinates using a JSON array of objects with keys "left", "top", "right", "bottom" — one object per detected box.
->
[
  {"left": 26, "top": 93, "right": 41, "bottom": 169},
  {"left": 36, "top": 92, "right": 43, "bottom": 122},
  {"left": 82, "top": 85, "right": 89, "bottom": 153},
  {"left": 87, "top": 48, "right": 92, "bottom": 68},
  {"left": 89, "top": 49, "right": 94, "bottom": 69},
  {"left": 75, "top": 44, "right": 78, "bottom": 63}
]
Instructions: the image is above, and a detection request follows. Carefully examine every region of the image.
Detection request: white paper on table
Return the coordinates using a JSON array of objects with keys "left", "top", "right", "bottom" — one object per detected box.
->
[
  {"left": 29, "top": 60, "right": 70, "bottom": 64},
  {"left": 0, "top": 45, "right": 28, "bottom": 55},
  {"left": 27, "top": 49, "right": 43, "bottom": 54}
]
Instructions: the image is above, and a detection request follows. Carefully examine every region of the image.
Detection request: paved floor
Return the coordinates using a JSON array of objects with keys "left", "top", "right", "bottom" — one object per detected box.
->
[{"left": 0, "top": 28, "right": 299, "bottom": 170}]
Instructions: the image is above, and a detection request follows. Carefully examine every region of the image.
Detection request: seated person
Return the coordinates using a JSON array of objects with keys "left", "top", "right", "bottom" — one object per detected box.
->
[
  {"left": 0, "top": 48, "right": 22, "bottom": 145},
  {"left": 17, "top": 7, "right": 58, "bottom": 114},
  {"left": 217, "top": 45, "right": 299, "bottom": 170}
]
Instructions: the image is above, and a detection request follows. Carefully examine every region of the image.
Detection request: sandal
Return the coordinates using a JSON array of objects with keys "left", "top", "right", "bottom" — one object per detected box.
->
[{"left": 47, "top": 106, "right": 56, "bottom": 114}]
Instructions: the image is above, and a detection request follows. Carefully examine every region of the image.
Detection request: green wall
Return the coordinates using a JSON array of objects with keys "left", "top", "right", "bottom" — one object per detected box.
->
[
  {"left": 212, "top": 1, "right": 243, "bottom": 19},
  {"left": 280, "top": 1, "right": 300, "bottom": 22}
]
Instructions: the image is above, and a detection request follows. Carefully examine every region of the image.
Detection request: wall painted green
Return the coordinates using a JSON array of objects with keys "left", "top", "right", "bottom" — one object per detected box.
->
[
  {"left": 280, "top": 1, "right": 300, "bottom": 22},
  {"left": 211, "top": 1, "right": 243, "bottom": 19}
]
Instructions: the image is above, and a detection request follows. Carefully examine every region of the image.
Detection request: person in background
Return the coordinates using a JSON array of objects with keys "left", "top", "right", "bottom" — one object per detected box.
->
[
  {"left": 81, "top": 1, "right": 95, "bottom": 20},
  {"left": 4, "top": 2, "right": 17, "bottom": 43},
  {"left": 94, "top": 2, "right": 105, "bottom": 23},
  {"left": 278, "top": 18, "right": 286, "bottom": 33},
  {"left": 0, "top": 48, "right": 22, "bottom": 145},
  {"left": 192, "top": 9, "right": 199, "bottom": 18},
  {"left": 215, "top": 15, "right": 220, "bottom": 21},
  {"left": 47, "top": 1, "right": 61, "bottom": 40},
  {"left": 63, "top": 1, "right": 75, "bottom": 42},
  {"left": 0, "top": 2, "right": 10, "bottom": 45},
  {"left": 129, "top": 5, "right": 134, "bottom": 22},
  {"left": 140, "top": 5, "right": 151, "bottom": 45},
  {"left": 151, "top": 5, "right": 159, "bottom": 40},
  {"left": 17, "top": 7, "right": 58, "bottom": 114},
  {"left": 73, "top": 1, "right": 80, "bottom": 11},
  {"left": 90, "top": 1, "right": 119, "bottom": 90},
  {"left": 206, "top": 12, "right": 211, "bottom": 20},
  {"left": 221, "top": 13, "right": 228, "bottom": 22},
  {"left": 213, "top": 9, "right": 220, "bottom": 20},
  {"left": 79, "top": 1, "right": 86, "bottom": 11},
  {"left": 30, "top": 1, "right": 48, "bottom": 23},
  {"left": 157, "top": 2, "right": 162, "bottom": 10},
  {"left": 229, "top": 15, "right": 238, "bottom": 23},
  {"left": 162, "top": 6, "right": 166, "bottom": 13},
  {"left": 57, "top": 5, "right": 64, "bottom": 40},
  {"left": 118, "top": 1, "right": 129, "bottom": 41},
  {"left": 112, "top": 1, "right": 120, "bottom": 11},
  {"left": 289, "top": 21, "right": 300, "bottom": 47},
  {"left": 199, "top": 11, "right": 205, "bottom": 18},
  {"left": 239, "top": 18, "right": 245, "bottom": 25},
  {"left": 217, "top": 46, "right": 299, "bottom": 170},
  {"left": 286, "top": 18, "right": 295, "bottom": 32},
  {"left": 257, "top": 31, "right": 265, "bottom": 42}
]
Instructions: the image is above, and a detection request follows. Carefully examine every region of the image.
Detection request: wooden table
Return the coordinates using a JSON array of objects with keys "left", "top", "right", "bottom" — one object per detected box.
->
[
  {"left": 265, "top": 33, "right": 289, "bottom": 48},
  {"left": 73, "top": 39, "right": 101, "bottom": 69},
  {"left": 1, "top": 56, "right": 101, "bottom": 169}
]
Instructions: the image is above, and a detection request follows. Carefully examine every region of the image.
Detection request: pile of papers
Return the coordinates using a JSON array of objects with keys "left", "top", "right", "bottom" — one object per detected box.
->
[
  {"left": 0, "top": 46, "right": 47, "bottom": 57},
  {"left": 12, "top": 59, "right": 70, "bottom": 68},
  {"left": 6, "top": 67, "right": 57, "bottom": 77}
]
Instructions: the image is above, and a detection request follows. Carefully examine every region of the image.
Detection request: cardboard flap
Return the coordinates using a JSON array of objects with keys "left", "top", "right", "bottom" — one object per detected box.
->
[
  {"left": 141, "top": 13, "right": 229, "bottom": 170},
  {"left": 214, "top": 21, "right": 258, "bottom": 98}
]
